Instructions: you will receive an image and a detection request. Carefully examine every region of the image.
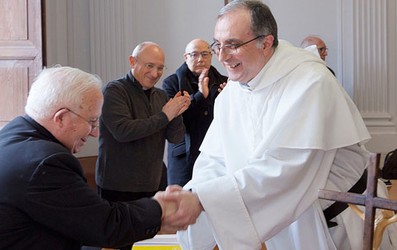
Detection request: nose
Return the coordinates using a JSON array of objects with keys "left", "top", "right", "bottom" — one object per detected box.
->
[
  {"left": 89, "top": 127, "right": 99, "bottom": 137},
  {"left": 216, "top": 49, "right": 230, "bottom": 63},
  {"left": 149, "top": 68, "right": 162, "bottom": 78},
  {"left": 152, "top": 71, "right": 162, "bottom": 79}
]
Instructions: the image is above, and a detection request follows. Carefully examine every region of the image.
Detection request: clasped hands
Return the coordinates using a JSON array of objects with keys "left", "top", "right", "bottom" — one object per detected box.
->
[
  {"left": 154, "top": 185, "right": 203, "bottom": 233},
  {"left": 162, "top": 91, "right": 191, "bottom": 121}
]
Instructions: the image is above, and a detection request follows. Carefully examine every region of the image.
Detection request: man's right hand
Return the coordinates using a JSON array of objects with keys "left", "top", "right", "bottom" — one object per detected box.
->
[
  {"left": 153, "top": 185, "right": 203, "bottom": 233},
  {"left": 162, "top": 91, "right": 191, "bottom": 121},
  {"left": 198, "top": 69, "right": 209, "bottom": 98}
]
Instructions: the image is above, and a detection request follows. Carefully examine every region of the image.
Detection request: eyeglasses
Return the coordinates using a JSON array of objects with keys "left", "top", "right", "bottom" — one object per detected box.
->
[
  {"left": 210, "top": 35, "right": 265, "bottom": 55},
  {"left": 186, "top": 51, "right": 212, "bottom": 60},
  {"left": 135, "top": 57, "right": 166, "bottom": 73},
  {"left": 318, "top": 47, "right": 328, "bottom": 53},
  {"left": 66, "top": 108, "right": 99, "bottom": 131}
]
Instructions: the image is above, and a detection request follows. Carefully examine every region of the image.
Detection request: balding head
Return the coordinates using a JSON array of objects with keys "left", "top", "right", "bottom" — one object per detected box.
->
[
  {"left": 185, "top": 39, "right": 210, "bottom": 53},
  {"left": 301, "top": 35, "right": 328, "bottom": 61},
  {"left": 129, "top": 41, "right": 166, "bottom": 89},
  {"left": 184, "top": 39, "right": 212, "bottom": 75}
]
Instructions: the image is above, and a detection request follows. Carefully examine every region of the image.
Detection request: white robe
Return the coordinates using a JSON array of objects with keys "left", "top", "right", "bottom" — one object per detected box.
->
[{"left": 177, "top": 41, "right": 396, "bottom": 250}]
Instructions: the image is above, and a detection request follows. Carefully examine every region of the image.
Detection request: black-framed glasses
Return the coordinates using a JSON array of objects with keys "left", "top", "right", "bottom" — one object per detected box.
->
[
  {"left": 186, "top": 51, "right": 212, "bottom": 60},
  {"left": 135, "top": 57, "right": 166, "bottom": 73},
  {"left": 210, "top": 35, "right": 265, "bottom": 55},
  {"left": 65, "top": 108, "right": 99, "bottom": 131}
]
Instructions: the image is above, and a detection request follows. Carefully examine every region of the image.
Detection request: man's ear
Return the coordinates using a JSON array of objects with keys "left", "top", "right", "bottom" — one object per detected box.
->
[
  {"left": 263, "top": 35, "right": 275, "bottom": 50},
  {"left": 129, "top": 55, "right": 136, "bottom": 68},
  {"left": 53, "top": 108, "right": 68, "bottom": 128}
]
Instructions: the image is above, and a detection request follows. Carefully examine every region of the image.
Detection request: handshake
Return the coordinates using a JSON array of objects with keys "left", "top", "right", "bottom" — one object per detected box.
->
[{"left": 153, "top": 185, "right": 203, "bottom": 233}]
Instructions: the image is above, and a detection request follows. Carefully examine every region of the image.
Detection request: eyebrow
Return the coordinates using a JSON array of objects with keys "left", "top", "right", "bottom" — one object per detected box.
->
[
  {"left": 188, "top": 50, "right": 211, "bottom": 53},
  {"left": 214, "top": 38, "right": 244, "bottom": 44},
  {"left": 148, "top": 62, "right": 166, "bottom": 67}
]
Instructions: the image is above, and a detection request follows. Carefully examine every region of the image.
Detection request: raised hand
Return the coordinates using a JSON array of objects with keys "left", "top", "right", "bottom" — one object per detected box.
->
[
  {"left": 176, "top": 91, "right": 191, "bottom": 116},
  {"left": 162, "top": 92, "right": 191, "bottom": 121},
  {"left": 198, "top": 69, "right": 210, "bottom": 98}
]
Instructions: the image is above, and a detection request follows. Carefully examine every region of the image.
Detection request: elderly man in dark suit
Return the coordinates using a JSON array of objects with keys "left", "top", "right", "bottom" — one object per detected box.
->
[{"left": 0, "top": 66, "right": 201, "bottom": 250}]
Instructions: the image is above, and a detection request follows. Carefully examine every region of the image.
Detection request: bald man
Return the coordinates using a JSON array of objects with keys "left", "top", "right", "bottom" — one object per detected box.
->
[
  {"left": 301, "top": 35, "right": 335, "bottom": 76},
  {"left": 162, "top": 39, "right": 228, "bottom": 186},
  {"left": 96, "top": 41, "right": 193, "bottom": 250}
]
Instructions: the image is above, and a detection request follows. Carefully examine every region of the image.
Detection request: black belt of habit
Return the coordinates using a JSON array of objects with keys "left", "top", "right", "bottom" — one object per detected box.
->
[{"left": 322, "top": 169, "right": 367, "bottom": 228}]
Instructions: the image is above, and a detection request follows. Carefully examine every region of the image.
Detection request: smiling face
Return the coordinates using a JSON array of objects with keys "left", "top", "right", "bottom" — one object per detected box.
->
[
  {"left": 55, "top": 88, "right": 103, "bottom": 154},
  {"left": 213, "top": 9, "right": 274, "bottom": 83},
  {"left": 129, "top": 44, "right": 165, "bottom": 89}
]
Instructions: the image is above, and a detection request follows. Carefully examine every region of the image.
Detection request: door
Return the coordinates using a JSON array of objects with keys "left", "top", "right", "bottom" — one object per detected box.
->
[{"left": 0, "top": 0, "right": 43, "bottom": 128}]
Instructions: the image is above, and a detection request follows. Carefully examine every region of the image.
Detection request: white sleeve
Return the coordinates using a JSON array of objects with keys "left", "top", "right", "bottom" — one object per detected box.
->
[
  {"left": 177, "top": 212, "right": 217, "bottom": 250},
  {"left": 187, "top": 148, "right": 336, "bottom": 249},
  {"left": 177, "top": 152, "right": 225, "bottom": 250}
]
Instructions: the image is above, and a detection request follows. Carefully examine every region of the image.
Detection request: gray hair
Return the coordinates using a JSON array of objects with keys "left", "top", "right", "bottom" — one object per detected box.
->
[
  {"left": 219, "top": 0, "right": 279, "bottom": 48},
  {"left": 25, "top": 66, "right": 102, "bottom": 120}
]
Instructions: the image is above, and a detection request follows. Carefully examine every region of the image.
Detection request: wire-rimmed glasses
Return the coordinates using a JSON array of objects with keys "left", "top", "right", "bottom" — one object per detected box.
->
[
  {"left": 210, "top": 35, "right": 265, "bottom": 55},
  {"left": 186, "top": 51, "right": 212, "bottom": 60},
  {"left": 65, "top": 108, "right": 99, "bottom": 131}
]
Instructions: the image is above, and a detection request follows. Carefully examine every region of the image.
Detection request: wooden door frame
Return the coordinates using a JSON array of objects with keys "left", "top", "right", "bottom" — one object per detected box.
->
[{"left": 41, "top": 0, "right": 47, "bottom": 66}]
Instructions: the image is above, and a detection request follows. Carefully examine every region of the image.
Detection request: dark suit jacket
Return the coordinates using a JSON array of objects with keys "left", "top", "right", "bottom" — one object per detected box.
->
[
  {"left": 0, "top": 116, "right": 162, "bottom": 250},
  {"left": 162, "top": 63, "right": 228, "bottom": 185}
]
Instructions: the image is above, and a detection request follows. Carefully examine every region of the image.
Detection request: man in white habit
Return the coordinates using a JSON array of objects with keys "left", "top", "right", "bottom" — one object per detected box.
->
[{"left": 176, "top": 1, "right": 397, "bottom": 250}]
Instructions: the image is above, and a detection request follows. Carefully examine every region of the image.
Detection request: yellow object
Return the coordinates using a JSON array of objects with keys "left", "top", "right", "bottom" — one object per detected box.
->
[
  {"left": 132, "top": 234, "right": 181, "bottom": 250},
  {"left": 132, "top": 246, "right": 181, "bottom": 250}
]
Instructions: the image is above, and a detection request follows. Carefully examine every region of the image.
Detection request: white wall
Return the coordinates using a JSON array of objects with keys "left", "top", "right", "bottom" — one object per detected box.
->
[
  {"left": 265, "top": 0, "right": 338, "bottom": 75},
  {"left": 45, "top": 0, "right": 225, "bottom": 157},
  {"left": 46, "top": 0, "right": 397, "bottom": 157},
  {"left": 131, "top": 1, "right": 227, "bottom": 81}
]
